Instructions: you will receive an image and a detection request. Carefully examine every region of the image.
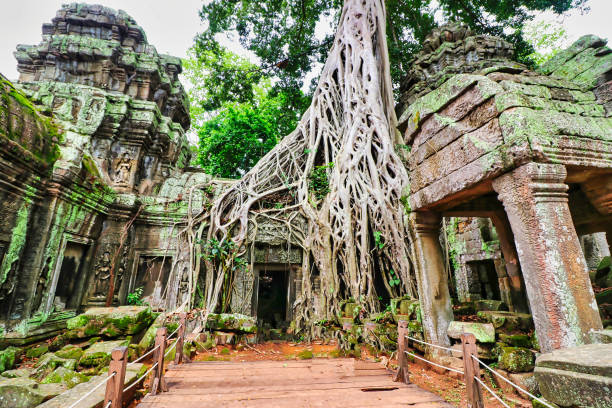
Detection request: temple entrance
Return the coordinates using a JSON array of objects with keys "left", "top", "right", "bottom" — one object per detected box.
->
[
  {"left": 135, "top": 256, "right": 172, "bottom": 307},
  {"left": 466, "top": 260, "right": 501, "bottom": 301},
  {"left": 55, "top": 242, "right": 89, "bottom": 310},
  {"left": 254, "top": 266, "right": 290, "bottom": 331}
]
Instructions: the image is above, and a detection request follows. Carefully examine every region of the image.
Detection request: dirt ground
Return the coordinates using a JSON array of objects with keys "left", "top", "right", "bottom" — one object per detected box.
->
[{"left": 128, "top": 341, "right": 533, "bottom": 407}]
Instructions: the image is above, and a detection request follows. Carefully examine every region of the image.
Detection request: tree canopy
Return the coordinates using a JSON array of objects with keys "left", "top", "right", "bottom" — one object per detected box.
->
[{"left": 197, "top": 0, "right": 587, "bottom": 99}]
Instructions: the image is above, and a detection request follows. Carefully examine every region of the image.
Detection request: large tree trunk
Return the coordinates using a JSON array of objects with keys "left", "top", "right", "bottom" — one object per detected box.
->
[{"left": 194, "top": 0, "right": 415, "bottom": 331}]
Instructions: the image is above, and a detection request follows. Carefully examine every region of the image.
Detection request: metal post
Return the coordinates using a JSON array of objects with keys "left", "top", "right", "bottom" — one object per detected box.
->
[
  {"left": 461, "top": 333, "right": 484, "bottom": 408},
  {"left": 393, "top": 320, "right": 410, "bottom": 384},
  {"left": 104, "top": 346, "right": 128, "bottom": 408},
  {"left": 174, "top": 313, "right": 187, "bottom": 365},
  {"left": 151, "top": 327, "right": 168, "bottom": 395}
]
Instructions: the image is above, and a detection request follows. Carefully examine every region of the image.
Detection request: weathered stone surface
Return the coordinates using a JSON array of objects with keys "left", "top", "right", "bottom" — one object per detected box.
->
[
  {"left": 0, "top": 377, "right": 64, "bottom": 408},
  {"left": 477, "top": 311, "right": 533, "bottom": 331},
  {"left": 38, "top": 363, "right": 145, "bottom": 408},
  {"left": 33, "top": 353, "right": 77, "bottom": 379},
  {"left": 498, "top": 347, "right": 535, "bottom": 373},
  {"left": 0, "top": 368, "right": 32, "bottom": 379},
  {"left": 590, "top": 329, "right": 612, "bottom": 344},
  {"left": 66, "top": 306, "right": 154, "bottom": 339},
  {"left": 206, "top": 314, "right": 257, "bottom": 334},
  {"left": 54, "top": 344, "right": 83, "bottom": 360},
  {"left": 498, "top": 333, "right": 532, "bottom": 348},
  {"left": 25, "top": 344, "right": 48, "bottom": 359},
  {"left": 137, "top": 312, "right": 166, "bottom": 354},
  {"left": 40, "top": 366, "right": 88, "bottom": 388},
  {"left": 475, "top": 300, "right": 508, "bottom": 312},
  {"left": 79, "top": 339, "right": 128, "bottom": 367},
  {"left": 508, "top": 372, "right": 539, "bottom": 398},
  {"left": 0, "top": 347, "right": 19, "bottom": 373},
  {"left": 451, "top": 343, "right": 496, "bottom": 359},
  {"left": 535, "top": 344, "right": 612, "bottom": 407},
  {"left": 447, "top": 321, "right": 495, "bottom": 343}
]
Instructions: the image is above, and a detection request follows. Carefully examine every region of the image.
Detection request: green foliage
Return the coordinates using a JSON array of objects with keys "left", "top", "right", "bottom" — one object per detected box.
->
[
  {"left": 523, "top": 19, "right": 569, "bottom": 66},
  {"left": 126, "top": 287, "right": 145, "bottom": 306},
  {"left": 373, "top": 231, "right": 385, "bottom": 250},
  {"left": 197, "top": 0, "right": 586, "bottom": 98},
  {"left": 308, "top": 162, "right": 334, "bottom": 200},
  {"left": 388, "top": 269, "right": 401, "bottom": 287}
]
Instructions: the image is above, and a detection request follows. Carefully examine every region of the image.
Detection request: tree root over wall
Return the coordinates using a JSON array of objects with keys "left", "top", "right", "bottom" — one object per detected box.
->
[{"left": 180, "top": 0, "right": 417, "bottom": 336}]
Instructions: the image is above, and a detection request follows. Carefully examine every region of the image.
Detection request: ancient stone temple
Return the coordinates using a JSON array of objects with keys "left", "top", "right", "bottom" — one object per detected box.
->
[
  {"left": 396, "top": 24, "right": 612, "bottom": 405},
  {"left": 0, "top": 4, "right": 213, "bottom": 342}
]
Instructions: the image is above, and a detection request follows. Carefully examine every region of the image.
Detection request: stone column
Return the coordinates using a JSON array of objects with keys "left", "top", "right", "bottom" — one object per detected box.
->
[
  {"left": 492, "top": 163, "right": 602, "bottom": 352},
  {"left": 410, "top": 211, "right": 453, "bottom": 356},
  {"left": 490, "top": 211, "right": 529, "bottom": 313}
]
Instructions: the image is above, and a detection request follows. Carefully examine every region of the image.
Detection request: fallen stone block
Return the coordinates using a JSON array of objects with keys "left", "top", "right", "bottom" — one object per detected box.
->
[
  {"left": 37, "top": 363, "right": 146, "bottom": 408},
  {"left": 66, "top": 306, "right": 154, "bottom": 339},
  {"left": 54, "top": 344, "right": 84, "bottom": 360},
  {"left": 79, "top": 339, "right": 129, "bottom": 367},
  {"left": 447, "top": 321, "right": 496, "bottom": 343},
  {"left": 0, "top": 347, "right": 20, "bottom": 373},
  {"left": 40, "top": 366, "right": 89, "bottom": 389},
  {"left": 498, "top": 347, "right": 535, "bottom": 373},
  {"left": 0, "top": 377, "right": 64, "bottom": 408},
  {"left": 477, "top": 310, "right": 533, "bottom": 331},
  {"left": 475, "top": 300, "right": 508, "bottom": 312},
  {"left": 206, "top": 313, "right": 257, "bottom": 333},
  {"left": 33, "top": 353, "right": 77, "bottom": 380},
  {"left": 535, "top": 343, "right": 612, "bottom": 407}
]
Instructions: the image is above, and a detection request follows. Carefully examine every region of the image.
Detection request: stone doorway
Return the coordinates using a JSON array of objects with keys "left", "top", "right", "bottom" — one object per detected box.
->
[
  {"left": 54, "top": 242, "right": 89, "bottom": 310},
  {"left": 254, "top": 265, "right": 291, "bottom": 331},
  {"left": 134, "top": 256, "right": 172, "bottom": 308},
  {"left": 466, "top": 260, "right": 501, "bottom": 301}
]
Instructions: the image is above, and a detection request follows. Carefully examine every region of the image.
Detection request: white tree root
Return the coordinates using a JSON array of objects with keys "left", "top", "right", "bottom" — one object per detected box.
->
[{"left": 181, "top": 0, "right": 416, "bottom": 334}]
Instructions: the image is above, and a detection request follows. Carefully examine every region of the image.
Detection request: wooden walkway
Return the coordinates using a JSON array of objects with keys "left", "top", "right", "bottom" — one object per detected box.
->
[{"left": 136, "top": 358, "right": 454, "bottom": 407}]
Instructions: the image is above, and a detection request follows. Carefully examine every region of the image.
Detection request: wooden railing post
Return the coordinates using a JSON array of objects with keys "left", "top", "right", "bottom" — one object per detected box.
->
[
  {"left": 104, "top": 346, "right": 128, "bottom": 408},
  {"left": 461, "top": 333, "right": 484, "bottom": 408},
  {"left": 393, "top": 320, "right": 410, "bottom": 384},
  {"left": 151, "top": 327, "right": 168, "bottom": 395},
  {"left": 174, "top": 313, "right": 187, "bottom": 365}
]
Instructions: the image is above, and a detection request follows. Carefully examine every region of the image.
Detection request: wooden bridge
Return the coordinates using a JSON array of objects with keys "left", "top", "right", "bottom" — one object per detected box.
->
[{"left": 136, "top": 358, "right": 453, "bottom": 407}]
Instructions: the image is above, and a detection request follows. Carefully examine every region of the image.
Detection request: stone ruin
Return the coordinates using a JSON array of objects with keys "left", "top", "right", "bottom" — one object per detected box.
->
[
  {"left": 398, "top": 24, "right": 612, "bottom": 406},
  {"left": 1, "top": 4, "right": 612, "bottom": 408}
]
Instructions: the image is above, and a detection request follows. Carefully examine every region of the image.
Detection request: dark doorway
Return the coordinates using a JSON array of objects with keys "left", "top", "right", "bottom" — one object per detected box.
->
[
  {"left": 55, "top": 242, "right": 89, "bottom": 309},
  {"left": 256, "top": 268, "right": 289, "bottom": 329},
  {"left": 466, "top": 260, "right": 501, "bottom": 301},
  {"left": 135, "top": 256, "right": 172, "bottom": 299}
]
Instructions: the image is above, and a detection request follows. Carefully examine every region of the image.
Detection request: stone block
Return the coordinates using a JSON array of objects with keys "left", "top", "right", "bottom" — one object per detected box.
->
[
  {"left": 0, "top": 377, "right": 64, "bottom": 408},
  {"left": 25, "top": 344, "right": 48, "bottom": 359},
  {"left": 0, "top": 368, "right": 32, "bottom": 379},
  {"left": 66, "top": 306, "right": 154, "bottom": 339},
  {"left": 475, "top": 299, "right": 508, "bottom": 312},
  {"left": 54, "top": 345, "right": 83, "bottom": 360},
  {"left": 79, "top": 339, "right": 128, "bottom": 367},
  {"left": 590, "top": 329, "right": 612, "bottom": 344},
  {"left": 33, "top": 353, "right": 77, "bottom": 379},
  {"left": 206, "top": 313, "right": 257, "bottom": 334},
  {"left": 40, "top": 366, "right": 88, "bottom": 389},
  {"left": 447, "top": 321, "right": 496, "bottom": 343},
  {"left": 477, "top": 311, "right": 533, "bottom": 331},
  {"left": 498, "top": 347, "right": 535, "bottom": 373},
  {"left": 0, "top": 347, "right": 20, "bottom": 373},
  {"left": 498, "top": 333, "right": 532, "bottom": 348},
  {"left": 535, "top": 344, "right": 612, "bottom": 407},
  {"left": 508, "top": 372, "right": 539, "bottom": 398},
  {"left": 451, "top": 343, "right": 496, "bottom": 359}
]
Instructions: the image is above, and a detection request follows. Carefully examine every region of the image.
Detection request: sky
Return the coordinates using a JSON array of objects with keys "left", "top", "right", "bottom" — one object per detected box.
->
[{"left": 0, "top": 0, "right": 612, "bottom": 82}]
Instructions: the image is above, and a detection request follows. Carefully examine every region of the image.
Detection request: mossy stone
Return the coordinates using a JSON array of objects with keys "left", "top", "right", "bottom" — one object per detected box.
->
[
  {"left": 498, "top": 347, "right": 535, "bottom": 373},
  {"left": 498, "top": 333, "right": 532, "bottom": 348},
  {"left": 55, "top": 344, "right": 84, "bottom": 360},
  {"left": 26, "top": 344, "right": 48, "bottom": 359},
  {"left": 41, "top": 366, "right": 89, "bottom": 388},
  {"left": 79, "top": 339, "right": 128, "bottom": 367},
  {"left": 0, "top": 347, "right": 20, "bottom": 373}
]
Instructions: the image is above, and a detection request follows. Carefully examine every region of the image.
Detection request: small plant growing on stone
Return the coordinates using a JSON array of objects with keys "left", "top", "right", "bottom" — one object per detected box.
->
[{"left": 127, "top": 287, "right": 145, "bottom": 305}]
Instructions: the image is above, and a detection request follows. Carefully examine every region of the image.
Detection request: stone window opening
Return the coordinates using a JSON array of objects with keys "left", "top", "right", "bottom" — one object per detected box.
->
[{"left": 135, "top": 255, "right": 173, "bottom": 309}]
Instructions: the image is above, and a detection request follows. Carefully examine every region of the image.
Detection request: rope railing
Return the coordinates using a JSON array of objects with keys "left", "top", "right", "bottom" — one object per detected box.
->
[
  {"left": 66, "top": 372, "right": 116, "bottom": 408},
  {"left": 394, "top": 321, "right": 548, "bottom": 407},
  {"left": 64, "top": 312, "right": 189, "bottom": 408}
]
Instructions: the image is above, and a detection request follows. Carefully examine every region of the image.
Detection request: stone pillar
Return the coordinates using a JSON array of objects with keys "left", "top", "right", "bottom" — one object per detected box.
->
[
  {"left": 492, "top": 163, "right": 602, "bottom": 352},
  {"left": 490, "top": 211, "right": 529, "bottom": 313},
  {"left": 410, "top": 211, "right": 453, "bottom": 356},
  {"left": 580, "top": 232, "right": 610, "bottom": 270}
]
